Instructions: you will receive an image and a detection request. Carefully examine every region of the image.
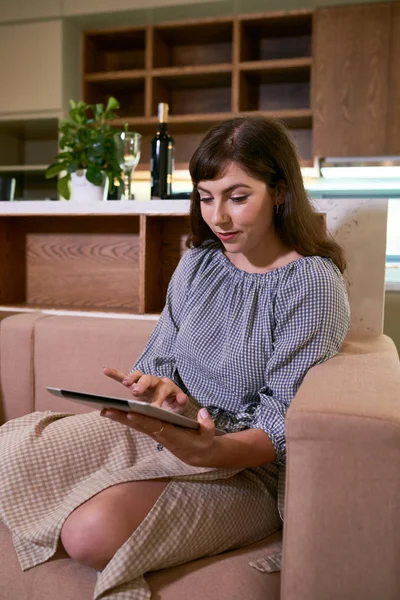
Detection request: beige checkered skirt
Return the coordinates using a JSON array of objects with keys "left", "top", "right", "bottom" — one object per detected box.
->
[{"left": 0, "top": 410, "right": 281, "bottom": 599}]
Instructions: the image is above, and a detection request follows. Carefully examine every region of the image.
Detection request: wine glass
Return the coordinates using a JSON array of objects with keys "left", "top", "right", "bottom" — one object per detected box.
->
[{"left": 114, "top": 132, "right": 142, "bottom": 200}]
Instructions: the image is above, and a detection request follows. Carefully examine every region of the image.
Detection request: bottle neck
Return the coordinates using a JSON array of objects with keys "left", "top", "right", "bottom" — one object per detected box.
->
[{"left": 157, "top": 121, "right": 168, "bottom": 133}]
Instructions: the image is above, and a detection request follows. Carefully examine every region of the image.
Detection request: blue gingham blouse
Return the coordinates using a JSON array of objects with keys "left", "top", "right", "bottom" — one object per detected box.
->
[{"left": 133, "top": 241, "right": 351, "bottom": 465}]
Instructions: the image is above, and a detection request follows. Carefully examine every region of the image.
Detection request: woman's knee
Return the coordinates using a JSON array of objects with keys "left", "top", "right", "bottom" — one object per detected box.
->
[
  {"left": 61, "top": 503, "right": 112, "bottom": 570},
  {"left": 60, "top": 480, "right": 169, "bottom": 571}
]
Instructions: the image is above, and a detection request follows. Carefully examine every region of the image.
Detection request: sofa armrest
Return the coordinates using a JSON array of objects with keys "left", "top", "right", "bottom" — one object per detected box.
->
[{"left": 281, "top": 332, "right": 400, "bottom": 600}]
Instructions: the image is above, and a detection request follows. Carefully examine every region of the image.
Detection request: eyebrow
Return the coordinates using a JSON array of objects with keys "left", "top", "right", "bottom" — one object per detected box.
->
[{"left": 197, "top": 183, "right": 252, "bottom": 194}]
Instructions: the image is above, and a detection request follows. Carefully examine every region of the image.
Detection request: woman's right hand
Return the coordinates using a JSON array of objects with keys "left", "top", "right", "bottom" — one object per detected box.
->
[{"left": 103, "top": 367, "right": 189, "bottom": 414}]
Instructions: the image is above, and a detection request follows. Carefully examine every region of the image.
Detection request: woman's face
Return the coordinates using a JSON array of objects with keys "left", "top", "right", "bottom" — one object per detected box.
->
[{"left": 198, "top": 162, "right": 282, "bottom": 270}]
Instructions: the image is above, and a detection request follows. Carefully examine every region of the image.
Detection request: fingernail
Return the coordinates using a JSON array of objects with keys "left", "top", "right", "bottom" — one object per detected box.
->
[
  {"left": 122, "top": 378, "right": 129, "bottom": 384},
  {"left": 200, "top": 408, "right": 209, "bottom": 419}
]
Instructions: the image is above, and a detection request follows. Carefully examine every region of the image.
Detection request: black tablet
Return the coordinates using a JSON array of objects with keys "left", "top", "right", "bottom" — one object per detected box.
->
[{"left": 47, "top": 387, "right": 225, "bottom": 435}]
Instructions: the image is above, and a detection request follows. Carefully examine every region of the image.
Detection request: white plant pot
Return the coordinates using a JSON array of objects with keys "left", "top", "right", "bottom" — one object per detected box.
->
[{"left": 70, "top": 170, "right": 109, "bottom": 202}]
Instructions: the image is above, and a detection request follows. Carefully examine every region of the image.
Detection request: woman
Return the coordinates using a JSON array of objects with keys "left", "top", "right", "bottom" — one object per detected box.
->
[{"left": 0, "top": 116, "right": 350, "bottom": 599}]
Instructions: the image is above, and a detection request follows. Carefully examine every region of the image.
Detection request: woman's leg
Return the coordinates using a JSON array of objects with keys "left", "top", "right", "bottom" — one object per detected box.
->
[{"left": 60, "top": 480, "right": 169, "bottom": 571}]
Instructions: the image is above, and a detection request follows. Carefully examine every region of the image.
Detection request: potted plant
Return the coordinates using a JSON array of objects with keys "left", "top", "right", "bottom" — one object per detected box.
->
[{"left": 45, "top": 97, "right": 123, "bottom": 201}]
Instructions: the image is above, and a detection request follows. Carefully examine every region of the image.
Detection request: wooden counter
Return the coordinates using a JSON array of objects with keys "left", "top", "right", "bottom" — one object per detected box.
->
[{"left": 0, "top": 201, "right": 190, "bottom": 314}]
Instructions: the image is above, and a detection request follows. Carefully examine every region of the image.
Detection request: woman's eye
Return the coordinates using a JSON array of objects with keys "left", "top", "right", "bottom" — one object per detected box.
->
[
  {"left": 230, "top": 195, "right": 248, "bottom": 203},
  {"left": 199, "top": 197, "right": 213, "bottom": 203}
]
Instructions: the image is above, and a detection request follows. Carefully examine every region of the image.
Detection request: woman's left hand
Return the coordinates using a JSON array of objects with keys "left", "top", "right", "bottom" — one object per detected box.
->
[{"left": 100, "top": 406, "right": 218, "bottom": 467}]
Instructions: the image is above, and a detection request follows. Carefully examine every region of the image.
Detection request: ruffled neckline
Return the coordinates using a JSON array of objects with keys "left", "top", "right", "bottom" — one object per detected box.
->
[{"left": 205, "top": 241, "right": 327, "bottom": 281}]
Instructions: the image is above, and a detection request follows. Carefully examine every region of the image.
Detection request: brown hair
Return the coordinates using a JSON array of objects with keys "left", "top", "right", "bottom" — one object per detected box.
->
[{"left": 187, "top": 116, "right": 346, "bottom": 273}]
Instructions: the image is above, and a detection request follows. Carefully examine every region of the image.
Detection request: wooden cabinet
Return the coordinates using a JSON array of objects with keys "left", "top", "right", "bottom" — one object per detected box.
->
[
  {"left": 82, "top": 10, "right": 314, "bottom": 168},
  {"left": 385, "top": 2, "right": 400, "bottom": 155},
  {"left": 0, "top": 206, "right": 188, "bottom": 314},
  {"left": 312, "top": 2, "right": 400, "bottom": 158},
  {"left": 0, "top": 0, "right": 61, "bottom": 23}
]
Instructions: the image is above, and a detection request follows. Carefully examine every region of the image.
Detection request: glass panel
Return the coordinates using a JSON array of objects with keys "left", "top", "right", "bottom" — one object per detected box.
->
[{"left": 386, "top": 199, "right": 400, "bottom": 284}]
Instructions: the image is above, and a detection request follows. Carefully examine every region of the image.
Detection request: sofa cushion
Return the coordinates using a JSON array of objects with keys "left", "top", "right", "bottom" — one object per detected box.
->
[
  {"left": 33, "top": 315, "right": 157, "bottom": 413},
  {"left": 146, "top": 530, "right": 282, "bottom": 600},
  {"left": 0, "top": 520, "right": 281, "bottom": 600}
]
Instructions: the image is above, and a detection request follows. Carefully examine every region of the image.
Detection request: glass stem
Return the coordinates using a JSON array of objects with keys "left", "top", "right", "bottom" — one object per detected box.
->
[{"left": 123, "top": 170, "right": 132, "bottom": 200}]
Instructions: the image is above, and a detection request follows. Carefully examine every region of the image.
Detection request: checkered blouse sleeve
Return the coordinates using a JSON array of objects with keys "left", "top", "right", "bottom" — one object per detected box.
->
[{"left": 252, "top": 260, "right": 350, "bottom": 465}]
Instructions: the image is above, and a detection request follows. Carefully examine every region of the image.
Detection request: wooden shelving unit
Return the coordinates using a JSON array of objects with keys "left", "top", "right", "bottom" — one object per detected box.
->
[
  {"left": 0, "top": 205, "right": 189, "bottom": 315},
  {"left": 82, "top": 9, "right": 314, "bottom": 168},
  {"left": 0, "top": 10, "right": 315, "bottom": 317}
]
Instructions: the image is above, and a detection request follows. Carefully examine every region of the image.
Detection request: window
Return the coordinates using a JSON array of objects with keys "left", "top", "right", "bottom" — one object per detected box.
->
[{"left": 386, "top": 199, "right": 400, "bottom": 285}]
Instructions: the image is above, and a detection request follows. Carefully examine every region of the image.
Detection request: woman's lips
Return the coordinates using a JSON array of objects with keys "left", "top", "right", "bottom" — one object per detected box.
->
[{"left": 216, "top": 231, "right": 239, "bottom": 242}]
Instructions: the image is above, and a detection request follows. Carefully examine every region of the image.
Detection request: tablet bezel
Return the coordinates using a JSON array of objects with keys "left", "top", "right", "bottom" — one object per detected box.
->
[{"left": 46, "top": 387, "right": 225, "bottom": 435}]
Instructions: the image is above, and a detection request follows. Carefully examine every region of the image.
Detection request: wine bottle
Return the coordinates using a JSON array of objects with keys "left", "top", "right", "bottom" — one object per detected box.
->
[{"left": 150, "top": 103, "right": 174, "bottom": 199}]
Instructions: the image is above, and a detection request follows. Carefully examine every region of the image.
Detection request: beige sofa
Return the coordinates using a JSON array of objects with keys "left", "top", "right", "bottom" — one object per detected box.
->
[{"left": 0, "top": 311, "right": 399, "bottom": 600}]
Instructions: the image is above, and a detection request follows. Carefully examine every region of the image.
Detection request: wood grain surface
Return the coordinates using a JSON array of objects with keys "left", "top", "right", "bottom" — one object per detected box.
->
[
  {"left": 140, "top": 214, "right": 163, "bottom": 314},
  {"left": 23, "top": 217, "right": 140, "bottom": 310},
  {"left": 141, "top": 215, "right": 189, "bottom": 313},
  {"left": 313, "top": 4, "right": 391, "bottom": 157},
  {"left": 0, "top": 218, "right": 26, "bottom": 304},
  {"left": 170, "top": 86, "right": 232, "bottom": 115},
  {"left": 386, "top": 2, "right": 400, "bottom": 155},
  {"left": 160, "top": 216, "right": 188, "bottom": 302}
]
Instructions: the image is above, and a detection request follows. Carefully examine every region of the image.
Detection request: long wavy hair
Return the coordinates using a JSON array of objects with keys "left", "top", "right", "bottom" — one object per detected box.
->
[{"left": 187, "top": 116, "right": 346, "bottom": 273}]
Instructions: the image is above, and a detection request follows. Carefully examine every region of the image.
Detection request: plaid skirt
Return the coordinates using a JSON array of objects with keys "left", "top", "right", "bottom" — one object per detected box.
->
[{"left": 0, "top": 410, "right": 282, "bottom": 599}]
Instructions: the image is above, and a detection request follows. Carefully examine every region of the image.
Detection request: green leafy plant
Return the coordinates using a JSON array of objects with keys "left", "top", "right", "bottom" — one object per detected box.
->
[{"left": 45, "top": 97, "right": 123, "bottom": 200}]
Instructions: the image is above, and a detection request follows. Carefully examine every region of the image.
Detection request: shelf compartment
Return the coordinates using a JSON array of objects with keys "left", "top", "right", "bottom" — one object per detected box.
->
[
  {"left": 238, "top": 109, "right": 313, "bottom": 161},
  {"left": 141, "top": 214, "right": 189, "bottom": 313},
  {"left": 289, "top": 128, "right": 313, "bottom": 162},
  {"left": 0, "top": 216, "right": 141, "bottom": 311},
  {"left": 113, "top": 116, "right": 231, "bottom": 172},
  {"left": 152, "top": 71, "right": 232, "bottom": 116},
  {"left": 84, "top": 28, "right": 146, "bottom": 73},
  {"left": 240, "top": 11, "right": 313, "bottom": 62},
  {"left": 0, "top": 172, "right": 57, "bottom": 201},
  {"left": 84, "top": 77, "right": 145, "bottom": 118},
  {"left": 0, "top": 119, "right": 59, "bottom": 200},
  {"left": 135, "top": 131, "right": 206, "bottom": 173},
  {"left": 152, "top": 19, "right": 233, "bottom": 68},
  {"left": 0, "top": 119, "right": 58, "bottom": 167},
  {"left": 116, "top": 112, "right": 312, "bottom": 170},
  {"left": 239, "top": 69, "right": 311, "bottom": 112}
]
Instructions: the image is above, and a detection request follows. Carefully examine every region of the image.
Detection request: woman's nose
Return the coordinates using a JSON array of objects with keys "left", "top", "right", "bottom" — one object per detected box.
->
[{"left": 211, "top": 203, "right": 230, "bottom": 225}]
